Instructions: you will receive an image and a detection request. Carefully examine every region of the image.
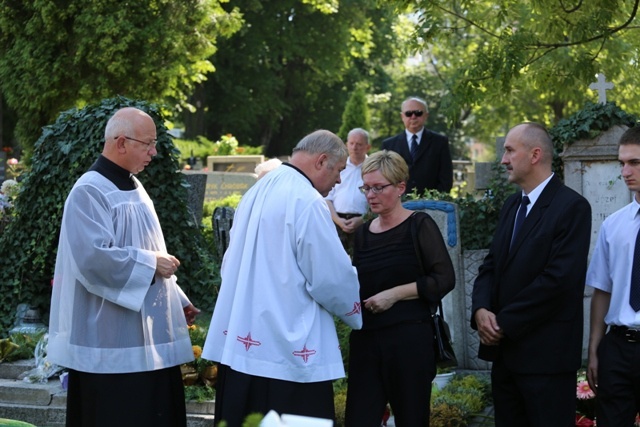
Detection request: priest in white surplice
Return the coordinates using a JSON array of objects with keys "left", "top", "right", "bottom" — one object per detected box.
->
[
  {"left": 202, "top": 130, "right": 363, "bottom": 426},
  {"left": 48, "top": 107, "right": 200, "bottom": 427}
]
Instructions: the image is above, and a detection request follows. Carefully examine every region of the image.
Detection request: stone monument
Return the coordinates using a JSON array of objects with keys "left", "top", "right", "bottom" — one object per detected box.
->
[{"left": 181, "top": 172, "right": 207, "bottom": 225}]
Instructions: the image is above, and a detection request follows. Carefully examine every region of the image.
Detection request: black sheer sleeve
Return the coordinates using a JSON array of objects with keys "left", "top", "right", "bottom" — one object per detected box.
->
[{"left": 412, "top": 212, "right": 456, "bottom": 304}]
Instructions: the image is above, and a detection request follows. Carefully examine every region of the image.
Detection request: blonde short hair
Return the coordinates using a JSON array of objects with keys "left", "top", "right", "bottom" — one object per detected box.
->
[{"left": 361, "top": 150, "right": 409, "bottom": 184}]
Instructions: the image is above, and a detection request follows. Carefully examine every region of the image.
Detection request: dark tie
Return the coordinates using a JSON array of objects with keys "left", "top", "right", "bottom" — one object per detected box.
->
[
  {"left": 410, "top": 134, "right": 418, "bottom": 159},
  {"left": 510, "top": 195, "right": 530, "bottom": 249},
  {"left": 630, "top": 226, "right": 640, "bottom": 311}
]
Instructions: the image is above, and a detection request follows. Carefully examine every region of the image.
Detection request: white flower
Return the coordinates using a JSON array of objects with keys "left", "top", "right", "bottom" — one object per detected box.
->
[{"left": 1, "top": 179, "right": 18, "bottom": 195}]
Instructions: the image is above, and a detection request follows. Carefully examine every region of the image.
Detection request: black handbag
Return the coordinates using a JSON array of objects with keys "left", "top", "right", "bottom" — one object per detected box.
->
[
  {"left": 431, "top": 302, "right": 458, "bottom": 369},
  {"left": 410, "top": 212, "right": 458, "bottom": 369}
]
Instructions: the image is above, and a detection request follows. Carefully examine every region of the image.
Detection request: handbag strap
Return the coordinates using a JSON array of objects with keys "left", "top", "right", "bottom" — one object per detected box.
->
[{"left": 410, "top": 212, "right": 443, "bottom": 318}]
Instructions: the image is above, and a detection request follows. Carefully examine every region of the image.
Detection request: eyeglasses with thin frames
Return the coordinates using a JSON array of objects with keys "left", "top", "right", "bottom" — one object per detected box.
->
[
  {"left": 115, "top": 136, "right": 157, "bottom": 149},
  {"left": 403, "top": 110, "right": 424, "bottom": 118},
  {"left": 359, "top": 183, "right": 394, "bottom": 195}
]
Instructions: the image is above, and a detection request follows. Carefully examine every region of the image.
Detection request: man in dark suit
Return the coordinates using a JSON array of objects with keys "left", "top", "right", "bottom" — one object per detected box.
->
[
  {"left": 471, "top": 122, "right": 592, "bottom": 427},
  {"left": 381, "top": 96, "right": 453, "bottom": 194}
]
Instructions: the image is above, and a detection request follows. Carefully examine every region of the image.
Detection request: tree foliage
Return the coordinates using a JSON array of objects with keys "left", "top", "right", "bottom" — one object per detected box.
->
[
  {"left": 0, "top": 97, "right": 219, "bottom": 334},
  {"left": 185, "top": 0, "right": 403, "bottom": 156},
  {"left": 389, "top": 0, "right": 640, "bottom": 143},
  {"left": 0, "top": 0, "right": 242, "bottom": 152},
  {"left": 338, "top": 86, "right": 371, "bottom": 140}
]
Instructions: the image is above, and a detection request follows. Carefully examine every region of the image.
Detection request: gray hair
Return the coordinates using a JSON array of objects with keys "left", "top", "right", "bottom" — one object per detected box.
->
[
  {"left": 401, "top": 96, "right": 428, "bottom": 113},
  {"left": 347, "top": 128, "right": 370, "bottom": 143},
  {"left": 292, "top": 130, "right": 347, "bottom": 166}
]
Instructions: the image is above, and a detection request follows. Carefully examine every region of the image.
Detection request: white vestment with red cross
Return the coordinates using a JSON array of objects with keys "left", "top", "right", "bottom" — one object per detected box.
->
[{"left": 202, "top": 164, "right": 362, "bottom": 383}]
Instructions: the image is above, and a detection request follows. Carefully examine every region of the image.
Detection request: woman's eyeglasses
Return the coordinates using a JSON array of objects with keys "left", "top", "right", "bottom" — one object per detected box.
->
[{"left": 359, "top": 184, "right": 393, "bottom": 194}]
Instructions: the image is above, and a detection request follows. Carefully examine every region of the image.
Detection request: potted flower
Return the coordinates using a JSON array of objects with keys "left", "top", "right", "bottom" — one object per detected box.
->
[
  {"left": 433, "top": 366, "right": 456, "bottom": 390},
  {"left": 182, "top": 323, "right": 217, "bottom": 407},
  {"left": 575, "top": 369, "right": 596, "bottom": 426}
]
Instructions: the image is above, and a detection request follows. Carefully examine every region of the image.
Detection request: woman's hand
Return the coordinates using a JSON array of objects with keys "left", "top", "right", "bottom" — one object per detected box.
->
[
  {"left": 364, "top": 283, "right": 420, "bottom": 314},
  {"left": 364, "top": 289, "right": 399, "bottom": 314}
]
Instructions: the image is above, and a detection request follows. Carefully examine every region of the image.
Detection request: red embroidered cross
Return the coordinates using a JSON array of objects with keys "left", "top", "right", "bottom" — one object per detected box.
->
[
  {"left": 346, "top": 302, "right": 361, "bottom": 316},
  {"left": 237, "top": 332, "right": 261, "bottom": 351},
  {"left": 293, "top": 345, "right": 317, "bottom": 363}
]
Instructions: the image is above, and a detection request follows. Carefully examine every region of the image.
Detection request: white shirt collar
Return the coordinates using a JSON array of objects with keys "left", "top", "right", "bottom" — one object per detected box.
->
[
  {"left": 522, "top": 173, "right": 554, "bottom": 212},
  {"left": 630, "top": 195, "right": 640, "bottom": 220},
  {"left": 405, "top": 128, "right": 425, "bottom": 145}
]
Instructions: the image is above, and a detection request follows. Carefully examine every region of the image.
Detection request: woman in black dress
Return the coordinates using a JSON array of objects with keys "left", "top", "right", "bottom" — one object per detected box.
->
[{"left": 345, "top": 150, "right": 455, "bottom": 426}]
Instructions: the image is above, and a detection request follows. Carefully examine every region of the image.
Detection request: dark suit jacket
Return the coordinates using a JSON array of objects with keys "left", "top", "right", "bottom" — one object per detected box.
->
[
  {"left": 381, "top": 130, "right": 453, "bottom": 194},
  {"left": 471, "top": 175, "right": 591, "bottom": 374}
]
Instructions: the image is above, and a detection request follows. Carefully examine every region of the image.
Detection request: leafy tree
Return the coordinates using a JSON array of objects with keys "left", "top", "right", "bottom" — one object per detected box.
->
[
  {"left": 0, "top": 0, "right": 242, "bottom": 152},
  {"left": 387, "top": 0, "right": 640, "bottom": 144},
  {"left": 0, "top": 97, "right": 219, "bottom": 333},
  {"left": 184, "top": 0, "right": 403, "bottom": 157},
  {"left": 338, "top": 86, "right": 371, "bottom": 140}
]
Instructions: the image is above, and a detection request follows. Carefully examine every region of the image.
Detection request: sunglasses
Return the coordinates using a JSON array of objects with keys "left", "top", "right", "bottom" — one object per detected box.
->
[{"left": 403, "top": 110, "right": 424, "bottom": 118}]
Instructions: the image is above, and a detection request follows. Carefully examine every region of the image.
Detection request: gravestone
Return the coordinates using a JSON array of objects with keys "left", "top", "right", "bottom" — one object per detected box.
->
[
  {"left": 0, "top": 151, "right": 6, "bottom": 182},
  {"left": 212, "top": 207, "right": 235, "bottom": 259},
  {"left": 181, "top": 172, "right": 208, "bottom": 225},
  {"left": 201, "top": 171, "right": 257, "bottom": 201},
  {"left": 562, "top": 125, "right": 630, "bottom": 258},
  {"left": 403, "top": 200, "right": 473, "bottom": 368},
  {"left": 474, "top": 136, "right": 505, "bottom": 191},
  {"left": 452, "top": 160, "right": 473, "bottom": 193},
  {"left": 561, "top": 125, "right": 630, "bottom": 361},
  {"left": 207, "top": 155, "right": 264, "bottom": 173}
]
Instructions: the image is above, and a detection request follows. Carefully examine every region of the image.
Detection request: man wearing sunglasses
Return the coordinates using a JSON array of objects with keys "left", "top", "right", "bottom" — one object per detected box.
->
[{"left": 382, "top": 96, "right": 453, "bottom": 194}]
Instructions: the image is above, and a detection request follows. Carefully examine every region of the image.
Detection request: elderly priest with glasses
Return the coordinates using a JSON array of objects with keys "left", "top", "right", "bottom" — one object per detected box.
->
[
  {"left": 48, "top": 107, "right": 200, "bottom": 427},
  {"left": 382, "top": 96, "right": 453, "bottom": 195}
]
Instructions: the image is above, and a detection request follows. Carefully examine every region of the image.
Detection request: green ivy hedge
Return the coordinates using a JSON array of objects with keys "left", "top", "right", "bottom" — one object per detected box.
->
[
  {"left": 0, "top": 97, "right": 220, "bottom": 334},
  {"left": 550, "top": 101, "right": 637, "bottom": 179}
]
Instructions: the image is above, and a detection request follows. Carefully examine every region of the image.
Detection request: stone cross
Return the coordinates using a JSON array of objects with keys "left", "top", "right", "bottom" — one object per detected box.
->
[{"left": 589, "top": 73, "right": 613, "bottom": 104}]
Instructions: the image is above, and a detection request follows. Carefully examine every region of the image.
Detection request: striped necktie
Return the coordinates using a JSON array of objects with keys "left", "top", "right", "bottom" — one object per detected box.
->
[{"left": 410, "top": 134, "right": 418, "bottom": 159}]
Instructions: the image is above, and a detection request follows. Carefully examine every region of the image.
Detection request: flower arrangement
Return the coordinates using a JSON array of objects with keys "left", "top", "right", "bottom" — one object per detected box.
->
[
  {"left": 575, "top": 369, "right": 640, "bottom": 426},
  {"left": 576, "top": 370, "right": 596, "bottom": 426},
  {"left": 182, "top": 323, "right": 217, "bottom": 402},
  {"left": 0, "top": 178, "right": 20, "bottom": 232},
  {"left": 5, "top": 158, "right": 25, "bottom": 179},
  {"left": 214, "top": 134, "right": 239, "bottom": 156}
]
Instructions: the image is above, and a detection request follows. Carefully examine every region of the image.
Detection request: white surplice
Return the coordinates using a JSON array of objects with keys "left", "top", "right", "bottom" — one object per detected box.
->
[
  {"left": 202, "top": 164, "right": 362, "bottom": 383},
  {"left": 48, "top": 172, "right": 194, "bottom": 373}
]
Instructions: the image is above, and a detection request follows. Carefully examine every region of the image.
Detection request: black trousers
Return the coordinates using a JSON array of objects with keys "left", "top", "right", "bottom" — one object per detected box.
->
[
  {"left": 66, "top": 366, "right": 186, "bottom": 427},
  {"left": 595, "top": 331, "right": 640, "bottom": 427},
  {"left": 213, "top": 364, "right": 335, "bottom": 427},
  {"left": 491, "top": 357, "right": 575, "bottom": 427},
  {"left": 345, "top": 321, "right": 436, "bottom": 427}
]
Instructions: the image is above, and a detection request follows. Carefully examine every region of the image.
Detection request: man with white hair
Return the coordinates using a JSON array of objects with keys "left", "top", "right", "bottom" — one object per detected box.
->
[
  {"left": 325, "top": 128, "right": 371, "bottom": 254},
  {"left": 382, "top": 96, "right": 453, "bottom": 194}
]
